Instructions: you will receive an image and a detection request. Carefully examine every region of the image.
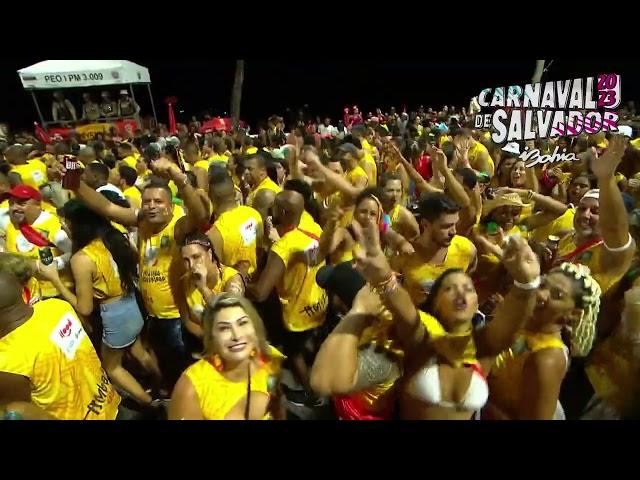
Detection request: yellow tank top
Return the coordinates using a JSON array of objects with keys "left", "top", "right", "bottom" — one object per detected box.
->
[
  {"left": 183, "top": 265, "right": 240, "bottom": 323},
  {"left": 193, "top": 159, "right": 210, "bottom": 171},
  {"left": 270, "top": 226, "right": 328, "bottom": 332},
  {"left": 81, "top": 239, "right": 124, "bottom": 301},
  {"left": 299, "top": 210, "right": 318, "bottom": 232},
  {"left": 530, "top": 207, "right": 575, "bottom": 243},
  {"left": 5, "top": 211, "right": 72, "bottom": 299},
  {"left": 468, "top": 142, "right": 495, "bottom": 177},
  {"left": 360, "top": 153, "right": 378, "bottom": 187},
  {"left": 122, "top": 156, "right": 137, "bottom": 169},
  {"left": 209, "top": 154, "right": 229, "bottom": 164},
  {"left": 0, "top": 299, "right": 120, "bottom": 420},
  {"left": 184, "top": 356, "right": 280, "bottom": 420},
  {"left": 138, "top": 209, "right": 184, "bottom": 318},
  {"left": 246, "top": 177, "right": 282, "bottom": 207},
  {"left": 11, "top": 160, "right": 48, "bottom": 189},
  {"left": 490, "top": 331, "right": 567, "bottom": 416},
  {"left": 213, "top": 206, "right": 263, "bottom": 276},
  {"left": 402, "top": 235, "right": 476, "bottom": 305},
  {"left": 346, "top": 166, "right": 368, "bottom": 187},
  {"left": 123, "top": 185, "right": 142, "bottom": 210},
  {"left": 556, "top": 234, "right": 621, "bottom": 294}
]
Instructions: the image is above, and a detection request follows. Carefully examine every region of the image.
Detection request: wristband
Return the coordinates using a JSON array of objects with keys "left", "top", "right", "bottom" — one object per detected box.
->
[
  {"left": 604, "top": 234, "right": 633, "bottom": 253},
  {"left": 513, "top": 276, "right": 541, "bottom": 290}
]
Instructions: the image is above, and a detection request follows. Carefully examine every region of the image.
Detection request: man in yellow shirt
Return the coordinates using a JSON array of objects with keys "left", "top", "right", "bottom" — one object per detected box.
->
[
  {"left": 73, "top": 158, "right": 209, "bottom": 390},
  {"left": 248, "top": 190, "right": 328, "bottom": 407},
  {"left": 450, "top": 126, "right": 495, "bottom": 177},
  {"left": 391, "top": 192, "right": 477, "bottom": 306},
  {"left": 117, "top": 142, "right": 138, "bottom": 169},
  {"left": 207, "top": 169, "right": 264, "bottom": 278},
  {"left": 244, "top": 153, "right": 282, "bottom": 207},
  {"left": 0, "top": 272, "right": 120, "bottom": 420},
  {"left": 1, "top": 185, "right": 72, "bottom": 300},
  {"left": 351, "top": 125, "right": 378, "bottom": 186},
  {"left": 5, "top": 145, "right": 48, "bottom": 190},
  {"left": 117, "top": 165, "right": 142, "bottom": 209},
  {"left": 337, "top": 143, "right": 368, "bottom": 189}
]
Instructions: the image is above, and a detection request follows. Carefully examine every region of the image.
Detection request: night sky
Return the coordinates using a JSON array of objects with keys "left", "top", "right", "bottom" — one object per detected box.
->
[{"left": 2, "top": 59, "right": 639, "bottom": 131}]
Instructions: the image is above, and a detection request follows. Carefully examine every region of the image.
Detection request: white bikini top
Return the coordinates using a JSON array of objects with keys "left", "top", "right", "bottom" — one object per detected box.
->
[{"left": 407, "top": 359, "right": 489, "bottom": 412}]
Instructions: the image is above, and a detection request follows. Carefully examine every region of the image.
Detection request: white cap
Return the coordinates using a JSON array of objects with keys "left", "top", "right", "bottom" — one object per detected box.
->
[
  {"left": 617, "top": 125, "right": 633, "bottom": 138},
  {"left": 581, "top": 189, "right": 600, "bottom": 201},
  {"left": 502, "top": 142, "right": 520, "bottom": 155}
]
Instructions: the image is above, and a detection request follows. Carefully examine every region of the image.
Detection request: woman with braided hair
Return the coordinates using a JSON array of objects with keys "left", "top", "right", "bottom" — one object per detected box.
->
[{"left": 485, "top": 262, "right": 601, "bottom": 420}]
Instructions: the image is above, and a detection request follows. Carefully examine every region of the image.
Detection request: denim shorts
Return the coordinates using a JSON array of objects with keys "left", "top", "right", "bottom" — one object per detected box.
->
[{"left": 100, "top": 294, "right": 145, "bottom": 349}]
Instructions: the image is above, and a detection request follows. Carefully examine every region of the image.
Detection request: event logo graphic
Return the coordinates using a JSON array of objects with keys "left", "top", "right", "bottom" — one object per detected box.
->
[{"left": 474, "top": 74, "right": 621, "bottom": 144}]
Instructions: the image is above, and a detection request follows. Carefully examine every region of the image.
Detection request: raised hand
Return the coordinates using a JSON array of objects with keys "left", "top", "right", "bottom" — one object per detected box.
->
[
  {"left": 431, "top": 147, "right": 448, "bottom": 173},
  {"left": 150, "top": 158, "right": 178, "bottom": 178},
  {"left": 502, "top": 235, "right": 540, "bottom": 284},
  {"left": 351, "top": 218, "right": 392, "bottom": 286},
  {"left": 591, "top": 134, "right": 626, "bottom": 180}
]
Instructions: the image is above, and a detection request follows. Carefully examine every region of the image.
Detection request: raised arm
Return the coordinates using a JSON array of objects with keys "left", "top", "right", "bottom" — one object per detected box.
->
[
  {"left": 474, "top": 236, "right": 540, "bottom": 358},
  {"left": 350, "top": 219, "right": 428, "bottom": 352},
  {"left": 512, "top": 189, "right": 568, "bottom": 230},
  {"left": 74, "top": 181, "right": 139, "bottom": 227},
  {"left": 393, "top": 144, "right": 439, "bottom": 194},
  {"left": 302, "top": 151, "right": 361, "bottom": 204},
  {"left": 432, "top": 147, "right": 471, "bottom": 208}
]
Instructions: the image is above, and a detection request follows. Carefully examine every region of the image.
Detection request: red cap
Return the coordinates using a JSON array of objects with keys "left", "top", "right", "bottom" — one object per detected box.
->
[{"left": 8, "top": 185, "right": 42, "bottom": 201}]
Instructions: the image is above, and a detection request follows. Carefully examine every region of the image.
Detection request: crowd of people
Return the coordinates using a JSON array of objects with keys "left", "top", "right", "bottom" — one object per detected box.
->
[{"left": 1, "top": 100, "right": 640, "bottom": 421}]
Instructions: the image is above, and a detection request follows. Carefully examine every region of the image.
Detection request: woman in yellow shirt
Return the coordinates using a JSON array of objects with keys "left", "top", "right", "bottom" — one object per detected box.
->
[
  {"left": 169, "top": 294, "right": 284, "bottom": 420},
  {"left": 486, "top": 262, "right": 601, "bottom": 419},
  {"left": 38, "top": 199, "right": 162, "bottom": 408},
  {"left": 176, "top": 232, "right": 245, "bottom": 355}
]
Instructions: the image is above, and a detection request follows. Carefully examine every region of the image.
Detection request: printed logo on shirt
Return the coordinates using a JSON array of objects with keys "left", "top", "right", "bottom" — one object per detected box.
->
[
  {"left": 303, "top": 239, "right": 321, "bottom": 267},
  {"left": 143, "top": 245, "right": 160, "bottom": 266},
  {"left": 50, "top": 313, "right": 86, "bottom": 360},
  {"left": 16, "top": 234, "right": 34, "bottom": 253},
  {"left": 240, "top": 218, "right": 257, "bottom": 246},
  {"left": 32, "top": 170, "right": 44, "bottom": 183}
]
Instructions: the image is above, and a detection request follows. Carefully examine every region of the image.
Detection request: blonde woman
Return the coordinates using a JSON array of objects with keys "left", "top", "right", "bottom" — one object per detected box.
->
[
  {"left": 486, "top": 263, "right": 601, "bottom": 420},
  {"left": 0, "top": 252, "right": 41, "bottom": 305},
  {"left": 169, "top": 294, "right": 284, "bottom": 420}
]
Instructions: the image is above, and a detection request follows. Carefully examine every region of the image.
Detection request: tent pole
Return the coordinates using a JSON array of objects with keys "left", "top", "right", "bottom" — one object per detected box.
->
[
  {"left": 30, "top": 90, "right": 47, "bottom": 131},
  {"left": 147, "top": 84, "right": 158, "bottom": 127},
  {"left": 129, "top": 83, "right": 141, "bottom": 128}
]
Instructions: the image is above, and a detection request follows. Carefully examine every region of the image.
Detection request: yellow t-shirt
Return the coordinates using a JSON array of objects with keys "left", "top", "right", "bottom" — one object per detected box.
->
[
  {"left": 360, "top": 153, "right": 378, "bottom": 187},
  {"left": 630, "top": 138, "right": 640, "bottom": 149},
  {"left": 193, "top": 159, "right": 210, "bottom": 172},
  {"left": 213, "top": 205, "right": 263, "bottom": 276},
  {"left": 11, "top": 159, "right": 48, "bottom": 189},
  {"left": 439, "top": 135, "right": 452, "bottom": 147},
  {"left": 121, "top": 155, "right": 138, "bottom": 169},
  {"left": 270, "top": 225, "right": 328, "bottom": 332},
  {"left": 183, "top": 266, "right": 240, "bottom": 323},
  {"left": 402, "top": 235, "right": 476, "bottom": 305},
  {"left": 5, "top": 211, "right": 72, "bottom": 299},
  {"left": 138, "top": 209, "right": 185, "bottom": 318},
  {"left": 556, "top": 234, "right": 622, "bottom": 294},
  {"left": 184, "top": 354, "right": 282, "bottom": 420},
  {"left": 123, "top": 185, "right": 142, "bottom": 210},
  {"left": 0, "top": 299, "right": 120, "bottom": 420},
  {"left": 468, "top": 141, "right": 495, "bottom": 177},
  {"left": 299, "top": 210, "right": 318, "bottom": 232},
  {"left": 208, "top": 154, "right": 229, "bottom": 165},
  {"left": 530, "top": 207, "right": 575, "bottom": 243},
  {"left": 346, "top": 166, "right": 369, "bottom": 188},
  {"left": 245, "top": 147, "right": 258, "bottom": 155},
  {"left": 246, "top": 176, "right": 282, "bottom": 207},
  {"left": 81, "top": 239, "right": 124, "bottom": 301}
]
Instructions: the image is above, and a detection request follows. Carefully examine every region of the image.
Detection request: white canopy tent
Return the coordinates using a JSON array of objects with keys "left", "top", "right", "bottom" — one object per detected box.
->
[{"left": 17, "top": 60, "right": 157, "bottom": 127}]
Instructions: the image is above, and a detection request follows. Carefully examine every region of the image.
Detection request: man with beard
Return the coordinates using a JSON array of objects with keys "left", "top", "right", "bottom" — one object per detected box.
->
[
  {"left": 553, "top": 135, "right": 635, "bottom": 296},
  {"left": 391, "top": 192, "right": 477, "bottom": 306},
  {"left": 0, "top": 185, "right": 72, "bottom": 300}
]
